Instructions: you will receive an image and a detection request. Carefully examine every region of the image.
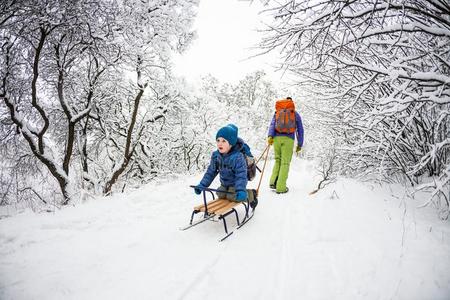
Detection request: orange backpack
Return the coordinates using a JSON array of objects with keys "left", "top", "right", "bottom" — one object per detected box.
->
[{"left": 275, "top": 99, "right": 296, "bottom": 134}]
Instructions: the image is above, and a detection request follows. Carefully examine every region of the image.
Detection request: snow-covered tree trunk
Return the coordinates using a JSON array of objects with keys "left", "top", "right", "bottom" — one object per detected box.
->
[{"left": 1, "top": 24, "right": 73, "bottom": 204}]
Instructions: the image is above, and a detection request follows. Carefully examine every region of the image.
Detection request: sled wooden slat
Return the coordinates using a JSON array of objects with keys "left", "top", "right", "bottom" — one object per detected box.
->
[
  {"left": 195, "top": 199, "right": 230, "bottom": 213},
  {"left": 200, "top": 200, "right": 230, "bottom": 213},
  {"left": 214, "top": 201, "right": 241, "bottom": 215},
  {"left": 193, "top": 199, "right": 222, "bottom": 211},
  {"left": 194, "top": 199, "right": 241, "bottom": 215},
  {"left": 209, "top": 201, "right": 233, "bottom": 213}
]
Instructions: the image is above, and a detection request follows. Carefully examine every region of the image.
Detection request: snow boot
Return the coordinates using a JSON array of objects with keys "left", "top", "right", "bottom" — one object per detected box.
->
[
  {"left": 276, "top": 187, "right": 289, "bottom": 194},
  {"left": 250, "top": 198, "right": 258, "bottom": 209},
  {"left": 270, "top": 177, "right": 277, "bottom": 189},
  {"left": 248, "top": 189, "right": 258, "bottom": 209}
]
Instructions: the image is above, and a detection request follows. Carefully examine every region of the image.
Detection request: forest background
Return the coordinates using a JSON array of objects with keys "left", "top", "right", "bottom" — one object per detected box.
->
[{"left": 0, "top": 0, "right": 448, "bottom": 219}]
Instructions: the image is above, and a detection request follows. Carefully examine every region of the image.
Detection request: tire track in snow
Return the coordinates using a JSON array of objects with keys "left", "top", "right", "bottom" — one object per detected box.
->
[
  {"left": 260, "top": 194, "right": 295, "bottom": 300},
  {"left": 177, "top": 250, "right": 225, "bottom": 300},
  {"left": 276, "top": 201, "right": 291, "bottom": 300},
  {"left": 247, "top": 192, "right": 290, "bottom": 299}
]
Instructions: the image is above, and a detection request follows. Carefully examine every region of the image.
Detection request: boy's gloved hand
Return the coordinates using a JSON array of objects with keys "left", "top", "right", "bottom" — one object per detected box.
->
[
  {"left": 235, "top": 191, "right": 247, "bottom": 201},
  {"left": 267, "top": 136, "right": 274, "bottom": 145},
  {"left": 194, "top": 185, "right": 204, "bottom": 195},
  {"left": 296, "top": 145, "right": 302, "bottom": 153}
]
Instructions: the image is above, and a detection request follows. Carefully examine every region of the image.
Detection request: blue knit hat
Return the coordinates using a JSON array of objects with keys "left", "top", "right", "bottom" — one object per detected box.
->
[
  {"left": 216, "top": 125, "right": 238, "bottom": 146},
  {"left": 227, "top": 123, "right": 238, "bottom": 136}
]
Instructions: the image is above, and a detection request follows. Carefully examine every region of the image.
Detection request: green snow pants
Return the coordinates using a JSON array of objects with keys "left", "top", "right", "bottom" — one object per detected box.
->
[
  {"left": 269, "top": 136, "right": 294, "bottom": 193},
  {"left": 217, "top": 186, "right": 256, "bottom": 203}
]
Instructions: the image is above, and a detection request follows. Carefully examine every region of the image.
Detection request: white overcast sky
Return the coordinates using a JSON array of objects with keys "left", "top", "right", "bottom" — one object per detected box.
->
[{"left": 173, "top": 0, "right": 282, "bottom": 84}]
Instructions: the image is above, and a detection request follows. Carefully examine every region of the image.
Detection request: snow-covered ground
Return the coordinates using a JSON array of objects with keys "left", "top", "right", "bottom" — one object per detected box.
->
[{"left": 1, "top": 159, "right": 449, "bottom": 300}]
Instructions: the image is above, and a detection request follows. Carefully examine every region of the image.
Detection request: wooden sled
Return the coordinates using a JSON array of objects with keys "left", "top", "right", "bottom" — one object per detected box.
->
[
  {"left": 181, "top": 145, "right": 270, "bottom": 241},
  {"left": 181, "top": 186, "right": 255, "bottom": 241}
]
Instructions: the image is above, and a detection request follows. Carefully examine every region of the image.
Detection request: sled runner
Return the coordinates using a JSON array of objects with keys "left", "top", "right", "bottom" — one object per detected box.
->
[
  {"left": 180, "top": 186, "right": 255, "bottom": 241},
  {"left": 181, "top": 145, "right": 271, "bottom": 242}
]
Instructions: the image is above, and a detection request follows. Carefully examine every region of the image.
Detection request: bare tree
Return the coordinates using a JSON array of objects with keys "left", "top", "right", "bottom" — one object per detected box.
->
[
  {"left": 0, "top": 1, "right": 108, "bottom": 204},
  {"left": 0, "top": 0, "right": 198, "bottom": 205},
  {"left": 259, "top": 0, "right": 450, "bottom": 214}
]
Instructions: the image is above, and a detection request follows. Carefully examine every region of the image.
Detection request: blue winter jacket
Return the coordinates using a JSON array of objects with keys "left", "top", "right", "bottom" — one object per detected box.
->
[{"left": 199, "top": 142, "right": 248, "bottom": 193}]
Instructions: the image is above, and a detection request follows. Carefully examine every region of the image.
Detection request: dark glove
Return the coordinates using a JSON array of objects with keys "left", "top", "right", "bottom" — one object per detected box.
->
[
  {"left": 194, "top": 185, "right": 203, "bottom": 195},
  {"left": 235, "top": 191, "right": 247, "bottom": 201},
  {"left": 296, "top": 145, "right": 302, "bottom": 153}
]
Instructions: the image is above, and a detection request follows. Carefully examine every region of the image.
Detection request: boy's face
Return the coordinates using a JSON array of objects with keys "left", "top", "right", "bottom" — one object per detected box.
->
[{"left": 216, "top": 137, "right": 232, "bottom": 154}]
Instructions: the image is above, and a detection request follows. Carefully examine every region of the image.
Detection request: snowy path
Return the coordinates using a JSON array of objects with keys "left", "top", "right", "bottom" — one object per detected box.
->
[{"left": 1, "top": 159, "right": 449, "bottom": 300}]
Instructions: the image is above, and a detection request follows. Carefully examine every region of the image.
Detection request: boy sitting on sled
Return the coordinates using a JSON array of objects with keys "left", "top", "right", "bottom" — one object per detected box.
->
[{"left": 194, "top": 124, "right": 257, "bottom": 208}]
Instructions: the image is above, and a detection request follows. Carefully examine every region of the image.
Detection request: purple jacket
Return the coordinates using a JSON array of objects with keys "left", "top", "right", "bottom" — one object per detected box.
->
[{"left": 268, "top": 111, "right": 304, "bottom": 147}]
